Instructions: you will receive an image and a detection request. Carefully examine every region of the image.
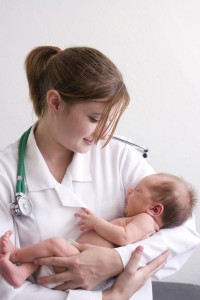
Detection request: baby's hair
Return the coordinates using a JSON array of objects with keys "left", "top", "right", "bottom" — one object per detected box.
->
[{"left": 150, "top": 173, "right": 197, "bottom": 228}]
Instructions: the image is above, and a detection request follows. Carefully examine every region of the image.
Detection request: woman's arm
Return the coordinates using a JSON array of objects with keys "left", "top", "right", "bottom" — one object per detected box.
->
[
  {"left": 115, "top": 214, "right": 200, "bottom": 280},
  {"left": 117, "top": 142, "right": 200, "bottom": 281},
  {"left": 103, "top": 246, "right": 169, "bottom": 300},
  {"left": 33, "top": 244, "right": 169, "bottom": 299}
]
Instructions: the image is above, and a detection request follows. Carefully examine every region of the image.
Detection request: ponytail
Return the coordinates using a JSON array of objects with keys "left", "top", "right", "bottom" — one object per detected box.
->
[{"left": 25, "top": 46, "right": 61, "bottom": 116}]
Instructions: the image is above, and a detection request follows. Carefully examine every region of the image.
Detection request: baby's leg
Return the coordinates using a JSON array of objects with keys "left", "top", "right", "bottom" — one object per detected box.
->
[
  {"left": 78, "top": 230, "right": 114, "bottom": 248},
  {"left": 0, "top": 230, "right": 18, "bottom": 263},
  {"left": 15, "top": 237, "right": 80, "bottom": 264},
  {"left": 0, "top": 252, "right": 38, "bottom": 288},
  {"left": 1, "top": 231, "right": 80, "bottom": 264}
]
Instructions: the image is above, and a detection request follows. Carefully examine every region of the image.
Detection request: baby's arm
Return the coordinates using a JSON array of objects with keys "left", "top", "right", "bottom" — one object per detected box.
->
[{"left": 76, "top": 208, "right": 156, "bottom": 246}]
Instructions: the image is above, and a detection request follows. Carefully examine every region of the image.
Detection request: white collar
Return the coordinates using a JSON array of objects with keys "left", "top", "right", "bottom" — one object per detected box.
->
[{"left": 25, "top": 126, "right": 92, "bottom": 192}]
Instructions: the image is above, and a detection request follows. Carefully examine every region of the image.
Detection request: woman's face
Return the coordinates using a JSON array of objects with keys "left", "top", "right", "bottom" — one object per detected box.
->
[{"left": 52, "top": 100, "right": 107, "bottom": 153}]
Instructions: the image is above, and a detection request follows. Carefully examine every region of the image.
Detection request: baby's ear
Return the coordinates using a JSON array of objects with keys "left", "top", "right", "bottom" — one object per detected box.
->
[{"left": 147, "top": 203, "right": 164, "bottom": 217}]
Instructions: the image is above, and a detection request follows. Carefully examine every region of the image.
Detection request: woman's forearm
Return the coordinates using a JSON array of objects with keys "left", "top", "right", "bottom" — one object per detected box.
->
[
  {"left": 115, "top": 215, "right": 200, "bottom": 279},
  {"left": 103, "top": 246, "right": 170, "bottom": 300}
]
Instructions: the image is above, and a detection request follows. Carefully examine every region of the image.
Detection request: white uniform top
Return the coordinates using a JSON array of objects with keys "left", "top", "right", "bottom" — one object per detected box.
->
[{"left": 0, "top": 126, "right": 199, "bottom": 300}]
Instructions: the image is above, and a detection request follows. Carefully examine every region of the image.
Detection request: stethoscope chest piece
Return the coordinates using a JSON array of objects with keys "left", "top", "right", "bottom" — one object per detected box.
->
[{"left": 11, "top": 193, "right": 33, "bottom": 216}]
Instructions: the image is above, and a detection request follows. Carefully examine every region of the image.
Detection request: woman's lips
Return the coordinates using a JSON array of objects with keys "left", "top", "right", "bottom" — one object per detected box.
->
[{"left": 83, "top": 138, "right": 94, "bottom": 145}]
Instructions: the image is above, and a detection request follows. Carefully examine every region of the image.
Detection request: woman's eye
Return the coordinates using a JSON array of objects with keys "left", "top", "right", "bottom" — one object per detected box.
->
[{"left": 89, "top": 117, "right": 100, "bottom": 123}]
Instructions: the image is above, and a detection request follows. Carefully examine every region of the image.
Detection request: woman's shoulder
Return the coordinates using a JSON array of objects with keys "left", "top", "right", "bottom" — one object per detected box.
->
[
  {"left": 0, "top": 139, "right": 18, "bottom": 157},
  {"left": 0, "top": 140, "right": 18, "bottom": 172},
  {"left": 94, "top": 136, "right": 141, "bottom": 158}
]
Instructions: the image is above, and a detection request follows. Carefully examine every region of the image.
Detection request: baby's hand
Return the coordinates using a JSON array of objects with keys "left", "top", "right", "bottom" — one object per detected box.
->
[{"left": 75, "top": 207, "right": 101, "bottom": 231}]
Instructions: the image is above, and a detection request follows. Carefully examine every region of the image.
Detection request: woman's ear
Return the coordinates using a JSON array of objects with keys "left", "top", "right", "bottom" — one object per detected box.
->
[
  {"left": 147, "top": 203, "right": 164, "bottom": 217},
  {"left": 46, "top": 90, "right": 62, "bottom": 113}
]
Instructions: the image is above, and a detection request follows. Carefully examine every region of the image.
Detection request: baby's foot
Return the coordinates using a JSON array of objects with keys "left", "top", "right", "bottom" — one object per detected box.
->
[
  {"left": 0, "top": 252, "right": 24, "bottom": 287},
  {"left": 0, "top": 231, "right": 17, "bottom": 263}
]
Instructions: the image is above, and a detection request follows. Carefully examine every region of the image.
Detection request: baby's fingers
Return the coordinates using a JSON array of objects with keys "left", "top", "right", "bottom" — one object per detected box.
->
[
  {"left": 75, "top": 212, "right": 88, "bottom": 219},
  {"left": 80, "top": 207, "right": 91, "bottom": 214}
]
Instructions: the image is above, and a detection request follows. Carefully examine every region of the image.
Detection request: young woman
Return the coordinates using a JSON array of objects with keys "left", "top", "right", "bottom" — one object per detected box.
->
[{"left": 0, "top": 46, "right": 199, "bottom": 300}]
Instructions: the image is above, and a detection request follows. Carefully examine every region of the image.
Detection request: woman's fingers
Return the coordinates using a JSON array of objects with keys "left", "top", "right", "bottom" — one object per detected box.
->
[
  {"left": 146, "top": 249, "right": 170, "bottom": 278},
  {"left": 112, "top": 246, "right": 144, "bottom": 290},
  {"left": 103, "top": 247, "right": 170, "bottom": 300},
  {"left": 126, "top": 246, "right": 144, "bottom": 272},
  {"left": 37, "top": 271, "right": 71, "bottom": 285},
  {"left": 53, "top": 280, "right": 79, "bottom": 291}
]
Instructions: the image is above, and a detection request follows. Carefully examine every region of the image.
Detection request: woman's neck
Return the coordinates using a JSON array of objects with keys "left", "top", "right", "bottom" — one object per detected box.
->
[{"left": 34, "top": 121, "right": 74, "bottom": 183}]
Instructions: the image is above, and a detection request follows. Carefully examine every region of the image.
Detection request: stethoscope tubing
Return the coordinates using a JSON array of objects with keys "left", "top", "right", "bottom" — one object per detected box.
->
[
  {"left": 112, "top": 136, "right": 149, "bottom": 158},
  {"left": 11, "top": 129, "right": 149, "bottom": 216}
]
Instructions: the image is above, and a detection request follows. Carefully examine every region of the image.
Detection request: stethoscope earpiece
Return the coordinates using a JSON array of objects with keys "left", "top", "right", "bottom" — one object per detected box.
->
[{"left": 112, "top": 136, "right": 149, "bottom": 158}]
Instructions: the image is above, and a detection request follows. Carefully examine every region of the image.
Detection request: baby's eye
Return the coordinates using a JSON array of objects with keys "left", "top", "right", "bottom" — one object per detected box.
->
[{"left": 134, "top": 186, "right": 140, "bottom": 192}]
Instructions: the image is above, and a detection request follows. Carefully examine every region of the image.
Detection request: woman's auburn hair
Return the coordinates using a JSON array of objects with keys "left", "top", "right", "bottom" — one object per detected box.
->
[{"left": 25, "top": 46, "right": 130, "bottom": 143}]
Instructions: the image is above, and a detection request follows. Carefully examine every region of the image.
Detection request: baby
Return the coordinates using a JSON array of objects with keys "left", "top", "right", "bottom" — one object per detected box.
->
[{"left": 0, "top": 173, "right": 196, "bottom": 288}]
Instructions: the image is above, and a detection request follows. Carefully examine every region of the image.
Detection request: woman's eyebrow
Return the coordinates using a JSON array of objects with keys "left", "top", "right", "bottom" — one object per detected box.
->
[{"left": 91, "top": 113, "right": 103, "bottom": 116}]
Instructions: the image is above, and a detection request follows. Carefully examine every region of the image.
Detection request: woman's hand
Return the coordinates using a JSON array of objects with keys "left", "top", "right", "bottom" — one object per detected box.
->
[
  {"left": 103, "top": 246, "right": 170, "bottom": 300},
  {"left": 35, "top": 243, "right": 124, "bottom": 290}
]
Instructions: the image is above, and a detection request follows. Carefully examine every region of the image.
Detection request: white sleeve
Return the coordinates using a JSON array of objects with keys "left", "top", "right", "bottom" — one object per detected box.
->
[{"left": 115, "top": 214, "right": 200, "bottom": 280}]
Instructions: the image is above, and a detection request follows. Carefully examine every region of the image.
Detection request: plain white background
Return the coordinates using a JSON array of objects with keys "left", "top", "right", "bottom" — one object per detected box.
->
[{"left": 0, "top": 0, "right": 199, "bottom": 285}]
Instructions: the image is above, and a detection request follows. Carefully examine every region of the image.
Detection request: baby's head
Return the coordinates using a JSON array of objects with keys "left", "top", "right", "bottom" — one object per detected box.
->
[
  {"left": 124, "top": 173, "right": 197, "bottom": 228},
  {"left": 144, "top": 173, "right": 197, "bottom": 228}
]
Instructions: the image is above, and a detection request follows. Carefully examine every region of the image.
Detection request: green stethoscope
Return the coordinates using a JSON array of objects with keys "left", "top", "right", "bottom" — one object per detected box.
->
[
  {"left": 10, "top": 127, "right": 149, "bottom": 217},
  {"left": 10, "top": 127, "right": 33, "bottom": 216}
]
